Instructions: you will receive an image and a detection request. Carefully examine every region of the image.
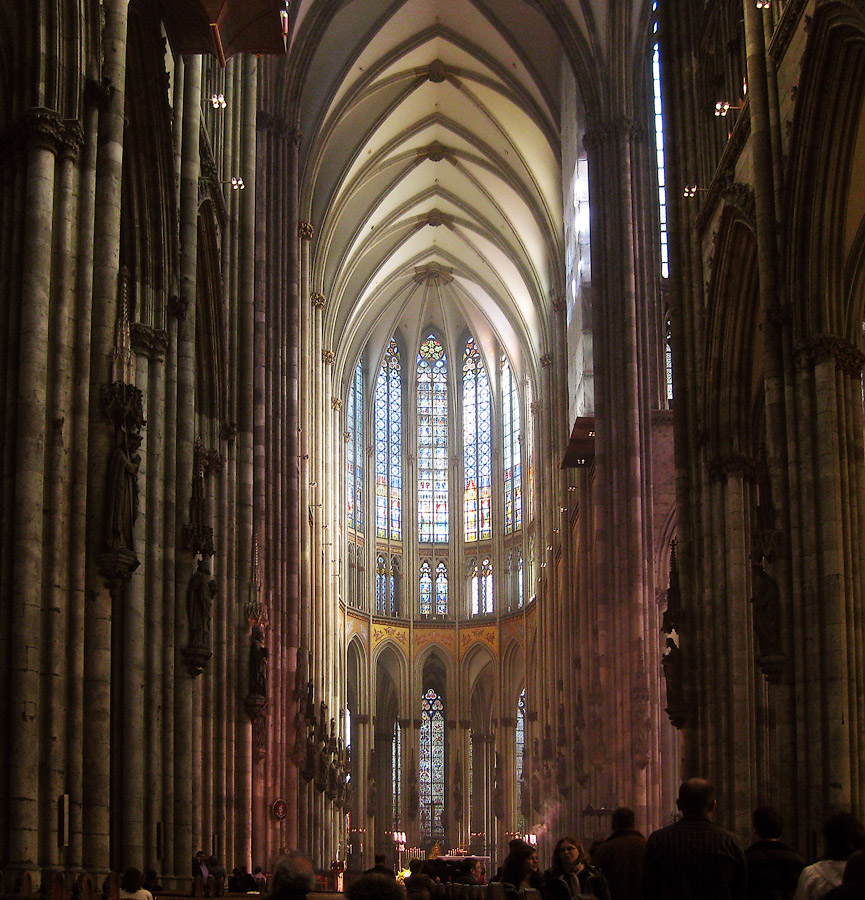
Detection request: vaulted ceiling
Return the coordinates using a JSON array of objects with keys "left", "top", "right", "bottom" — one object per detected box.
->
[{"left": 278, "top": 0, "right": 649, "bottom": 388}]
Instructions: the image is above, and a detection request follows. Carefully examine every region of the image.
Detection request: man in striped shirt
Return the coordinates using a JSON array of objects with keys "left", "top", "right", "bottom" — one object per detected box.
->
[{"left": 643, "top": 778, "right": 747, "bottom": 900}]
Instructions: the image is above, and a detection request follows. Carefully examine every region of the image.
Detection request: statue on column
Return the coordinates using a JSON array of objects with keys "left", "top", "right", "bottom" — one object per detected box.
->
[
  {"left": 248, "top": 626, "right": 268, "bottom": 698},
  {"left": 492, "top": 751, "right": 504, "bottom": 819},
  {"left": 187, "top": 558, "right": 217, "bottom": 651},
  {"left": 105, "top": 426, "right": 141, "bottom": 552},
  {"left": 661, "top": 637, "right": 687, "bottom": 728},
  {"left": 751, "top": 561, "right": 785, "bottom": 682}
]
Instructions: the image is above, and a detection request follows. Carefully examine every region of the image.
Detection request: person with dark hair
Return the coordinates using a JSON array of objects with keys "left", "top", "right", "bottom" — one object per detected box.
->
[
  {"left": 794, "top": 812, "right": 865, "bottom": 900},
  {"left": 500, "top": 843, "right": 536, "bottom": 898},
  {"left": 345, "top": 873, "right": 407, "bottom": 900},
  {"left": 193, "top": 851, "right": 210, "bottom": 882},
  {"left": 142, "top": 871, "right": 163, "bottom": 894},
  {"left": 229, "top": 866, "right": 257, "bottom": 892},
  {"left": 823, "top": 849, "right": 865, "bottom": 900},
  {"left": 404, "top": 859, "right": 435, "bottom": 900},
  {"left": 120, "top": 869, "right": 154, "bottom": 900},
  {"left": 745, "top": 806, "right": 805, "bottom": 900},
  {"left": 270, "top": 853, "right": 316, "bottom": 900},
  {"left": 591, "top": 806, "right": 647, "bottom": 900},
  {"left": 364, "top": 854, "right": 397, "bottom": 878},
  {"left": 541, "top": 836, "right": 611, "bottom": 900},
  {"left": 643, "top": 778, "right": 746, "bottom": 900}
]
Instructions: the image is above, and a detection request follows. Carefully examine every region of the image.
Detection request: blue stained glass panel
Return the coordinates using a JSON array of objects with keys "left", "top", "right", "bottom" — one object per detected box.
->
[
  {"left": 420, "top": 688, "right": 445, "bottom": 842},
  {"left": 420, "top": 561, "right": 433, "bottom": 616},
  {"left": 464, "top": 338, "right": 492, "bottom": 541},
  {"left": 417, "top": 335, "right": 449, "bottom": 543},
  {"left": 374, "top": 340, "right": 402, "bottom": 540}
]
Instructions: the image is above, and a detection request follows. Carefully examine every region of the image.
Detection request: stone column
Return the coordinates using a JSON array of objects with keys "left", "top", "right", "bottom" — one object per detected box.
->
[
  {"left": 7, "top": 108, "right": 62, "bottom": 867},
  {"left": 80, "top": 2, "right": 131, "bottom": 872},
  {"left": 173, "top": 52, "right": 202, "bottom": 879}
]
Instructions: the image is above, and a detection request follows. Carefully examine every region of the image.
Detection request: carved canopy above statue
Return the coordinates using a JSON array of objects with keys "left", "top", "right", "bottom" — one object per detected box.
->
[{"left": 161, "top": 0, "right": 288, "bottom": 67}]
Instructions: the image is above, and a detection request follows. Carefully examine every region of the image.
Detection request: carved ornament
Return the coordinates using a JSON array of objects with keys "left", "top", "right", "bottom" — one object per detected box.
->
[
  {"left": 331, "top": 397, "right": 342, "bottom": 410},
  {"left": 794, "top": 333, "right": 865, "bottom": 376},
  {"left": 131, "top": 322, "right": 169, "bottom": 359},
  {"left": 708, "top": 453, "right": 757, "bottom": 483},
  {"left": 298, "top": 221, "right": 314, "bottom": 240},
  {"left": 322, "top": 349, "right": 335, "bottom": 365},
  {"left": 311, "top": 292, "right": 327, "bottom": 309}
]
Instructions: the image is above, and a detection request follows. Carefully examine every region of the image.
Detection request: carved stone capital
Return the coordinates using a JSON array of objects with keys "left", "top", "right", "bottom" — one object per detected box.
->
[
  {"left": 298, "top": 221, "right": 314, "bottom": 241},
  {"left": 130, "top": 322, "right": 169, "bottom": 359},
  {"left": 540, "top": 353, "right": 553, "bottom": 367},
  {"left": 551, "top": 296, "right": 565, "bottom": 313},
  {"left": 331, "top": 396, "right": 342, "bottom": 411},
  {"left": 168, "top": 294, "right": 190, "bottom": 320},
  {"left": 322, "top": 349, "right": 335, "bottom": 365},
  {"left": 794, "top": 333, "right": 865, "bottom": 376},
  {"left": 221, "top": 422, "right": 238, "bottom": 443},
  {"left": 708, "top": 453, "right": 757, "bottom": 483},
  {"left": 311, "top": 292, "right": 327, "bottom": 309}
]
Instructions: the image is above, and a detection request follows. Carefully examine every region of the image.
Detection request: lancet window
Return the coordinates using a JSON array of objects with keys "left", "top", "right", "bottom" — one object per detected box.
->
[
  {"left": 470, "top": 557, "right": 494, "bottom": 616},
  {"left": 420, "top": 688, "right": 445, "bottom": 843},
  {"left": 375, "top": 339, "right": 402, "bottom": 540},
  {"left": 347, "top": 357, "right": 364, "bottom": 531},
  {"left": 417, "top": 335, "right": 449, "bottom": 543},
  {"left": 502, "top": 354, "right": 522, "bottom": 534},
  {"left": 463, "top": 338, "right": 492, "bottom": 542}
]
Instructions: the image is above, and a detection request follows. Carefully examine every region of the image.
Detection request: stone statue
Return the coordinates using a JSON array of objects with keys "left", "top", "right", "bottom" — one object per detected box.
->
[
  {"left": 187, "top": 559, "right": 217, "bottom": 650},
  {"left": 248, "top": 626, "right": 268, "bottom": 698},
  {"left": 661, "top": 637, "right": 686, "bottom": 727},
  {"left": 751, "top": 562, "right": 782, "bottom": 658},
  {"left": 106, "top": 427, "right": 141, "bottom": 551}
]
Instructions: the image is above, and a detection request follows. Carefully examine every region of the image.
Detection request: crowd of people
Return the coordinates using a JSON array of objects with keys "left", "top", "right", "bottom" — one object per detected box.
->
[{"left": 114, "top": 778, "right": 865, "bottom": 900}]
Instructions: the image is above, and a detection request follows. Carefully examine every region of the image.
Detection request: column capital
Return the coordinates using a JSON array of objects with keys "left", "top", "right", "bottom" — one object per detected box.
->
[
  {"left": 298, "top": 221, "right": 314, "bottom": 241},
  {"left": 707, "top": 453, "right": 757, "bottom": 483},
  {"left": 794, "top": 333, "right": 865, "bottom": 376},
  {"left": 311, "top": 292, "right": 327, "bottom": 309}
]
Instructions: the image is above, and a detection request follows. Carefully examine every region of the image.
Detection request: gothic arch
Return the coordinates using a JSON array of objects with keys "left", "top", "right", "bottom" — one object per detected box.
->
[
  {"left": 702, "top": 209, "right": 761, "bottom": 456},
  {"left": 500, "top": 637, "right": 526, "bottom": 714},
  {"left": 785, "top": 0, "right": 865, "bottom": 341},
  {"left": 461, "top": 641, "right": 497, "bottom": 722},
  {"left": 347, "top": 635, "right": 368, "bottom": 717}
]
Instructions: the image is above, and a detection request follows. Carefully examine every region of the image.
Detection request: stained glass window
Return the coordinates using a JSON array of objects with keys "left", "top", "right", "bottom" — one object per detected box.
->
[
  {"left": 417, "top": 334, "right": 449, "bottom": 543},
  {"left": 392, "top": 720, "right": 402, "bottom": 828},
  {"left": 653, "top": 3, "right": 669, "bottom": 279},
  {"left": 502, "top": 355, "right": 522, "bottom": 533},
  {"left": 516, "top": 688, "right": 526, "bottom": 831},
  {"left": 463, "top": 338, "right": 492, "bottom": 541},
  {"left": 375, "top": 339, "right": 402, "bottom": 540},
  {"left": 420, "top": 560, "right": 433, "bottom": 616},
  {"left": 391, "top": 556, "right": 401, "bottom": 617},
  {"left": 517, "top": 550, "right": 524, "bottom": 609},
  {"left": 376, "top": 555, "right": 388, "bottom": 614},
  {"left": 347, "top": 357, "right": 364, "bottom": 531},
  {"left": 470, "top": 557, "right": 494, "bottom": 616},
  {"left": 420, "top": 688, "right": 445, "bottom": 843},
  {"left": 435, "top": 561, "right": 448, "bottom": 616}
]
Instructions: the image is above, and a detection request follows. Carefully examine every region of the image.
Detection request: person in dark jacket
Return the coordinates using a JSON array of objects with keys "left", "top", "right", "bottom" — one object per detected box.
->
[
  {"left": 745, "top": 806, "right": 805, "bottom": 900},
  {"left": 542, "top": 836, "right": 611, "bottom": 900},
  {"left": 364, "top": 854, "right": 396, "bottom": 878},
  {"left": 591, "top": 807, "right": 646, "bottom": 900}
]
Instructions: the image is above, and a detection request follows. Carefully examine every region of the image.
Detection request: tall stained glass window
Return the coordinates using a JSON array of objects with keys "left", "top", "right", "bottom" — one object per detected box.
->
[
  {"left": 501, "top": 355, "right": 522, "bottom": 534},
  {"left": 347, "top": 357, "right": 364, "bottom": 531},
  {"left": 420, "top": 688, "right": 445, "bottom": 842},
  {"left": 392, "top": 720, "right": 402, "bottom": 828},
  {"left": 470, "top": 557, "right": 493, "bottom": 616},
  {"left": 375, "top": 339, "right": 402, "bottom": 540},
  {"left": 463, "top": 338, "right": 492, "bottom": 541},
  {"left": 376, "top": 555, "right": 388, "bottom": 615},
  {"left": 516, "top": 688, "right": 526, "bottom": 830},
  {"left": 420, "top": 560, "right": 433, "bottom": 616},
  {"left": 435, "top": 561, "right": 448, "bottom": 616},
  {"left": 652, "top": 3, "right": 669, "bottom": 278},
  {"left": 417, "top": 335, "right": 449, "bottom": 543}
]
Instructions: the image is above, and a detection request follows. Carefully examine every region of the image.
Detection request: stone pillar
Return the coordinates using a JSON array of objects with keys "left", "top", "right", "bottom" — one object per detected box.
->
[{"left": 173, "top": 52, "right": 202, "bottom": 879}]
